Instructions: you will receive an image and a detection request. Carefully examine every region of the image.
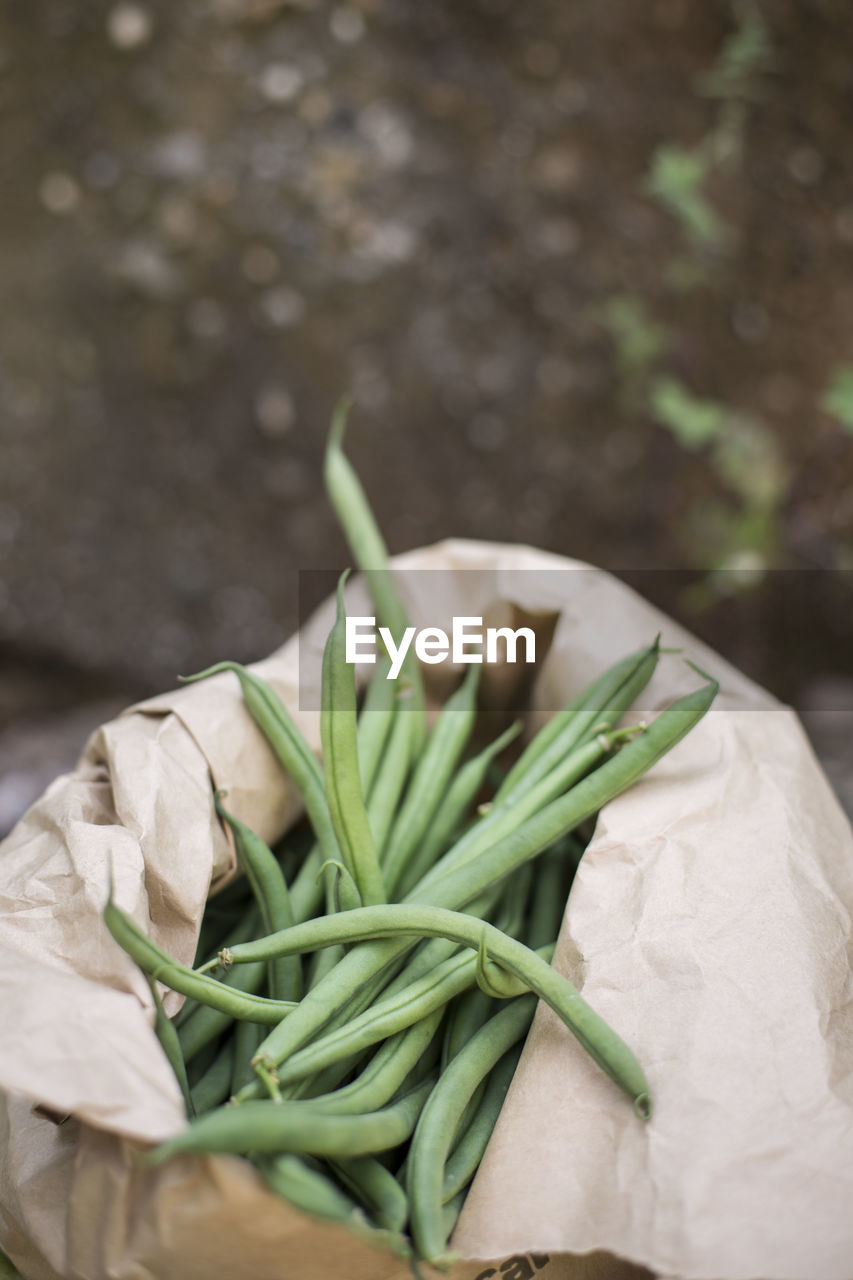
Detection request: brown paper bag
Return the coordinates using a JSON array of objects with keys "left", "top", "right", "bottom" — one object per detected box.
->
[{"left": 1, "top": 540, "right": 852, "bottom": 1280}]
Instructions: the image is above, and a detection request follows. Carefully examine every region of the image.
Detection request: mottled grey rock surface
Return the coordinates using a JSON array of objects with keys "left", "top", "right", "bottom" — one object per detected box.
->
[{"left": 1, "top": 0, "right": 852, "bottom": 829}]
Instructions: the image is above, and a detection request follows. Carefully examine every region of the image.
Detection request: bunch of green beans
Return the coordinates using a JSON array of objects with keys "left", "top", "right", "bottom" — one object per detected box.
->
[{"left": 102, "top": 406, "right": 718, "bottom": 1270}]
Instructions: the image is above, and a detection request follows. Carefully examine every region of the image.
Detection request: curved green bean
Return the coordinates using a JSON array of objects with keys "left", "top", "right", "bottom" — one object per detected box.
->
[
  {"left": 302, "top": 1009, "right": 444, "bottom": 1116},
  {"left": 226, "top": 901, "right": 642, "bottom": 1107},
  {"left": 266, "top": 943, "right": 542, "bottom": 1091},
  {"left": 103, "top": 896, "right": 296, "bottom": 1025},
  {"left": 442, "top": 1040, "right": 523, "bottom": 1201},
  {"left": 408, "top": 996, "right": 537, "bottom": 1263}
]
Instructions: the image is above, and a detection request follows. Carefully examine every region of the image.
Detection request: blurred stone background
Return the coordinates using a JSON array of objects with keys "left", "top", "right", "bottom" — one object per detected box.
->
[{"left": 1, "top": 0, "right": 852, "bottom": 832}]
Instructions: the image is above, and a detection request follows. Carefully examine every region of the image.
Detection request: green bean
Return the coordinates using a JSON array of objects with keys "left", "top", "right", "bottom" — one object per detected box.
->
[
  {"left": 330, "top": 1155, "right": 409, "bottom": 1233},
  {"left": 185, "top": 1035, "right": 221, "bottom": 1089},
  {"left": 235, "top": 890, "right": 499, "bottom": 1105},
  {"left": 396, "top": 721, "right": 523, "bottom": 899},
  {"left": 494, "top": 639, "right": 659, "bottom": 805},
  {"left": 441, "top": 1190, "right": 467, "bottom": 1247},
  {"left": 267, "top": 943, "right": 540, "bottom": 1091},
  {"left": 147, "top": 1078, "right": 434, "bottom": 1164},
  {"left": 147, "top": 976, "right": 194, "bottom": 1117},
  {"left": 178, "top": 957, "right": 268, "bottom": 1062},
  {"left": 180, "top": 662, "right": 341, "bottom": 870},
  {"left": 366, "top": 688, "right": 418, "bottom": 856},
  {"left": 191, "top": 902, "right": 248, "bottom": 975},
  {"left": 418, "top": 675, "right": 716, "bottom": 915},
  {"left": 255, "top": 1153, "right": 361, "bottom": 1223},
  {"left": 286, "top": 840, "right": 326, "bottom": 925},
  {"left": 408, "top": 996, "right": 537, "bottom": 1263},
  {"left": 244, "top": 676, "right": 716, "bottom": 1100},
  {"left": 231, "top": 1018, "right": 266, "bottom": 1096},
  {"left": 496, "top": 675, "right": 609, "bottom": 795},
  {"left": 307, "top": 1010, "right": 445, "bottom": 1115},
  {"left": 324, "top": 400, "right": 426, "bottom": 746},
  {"left": 523, "top": 837, "right": 580, "bottom": 951},
  {"left": 103, "top": 896, "right": 296, "bottom": 1025},
  {"left": 189, "top": 1037, "right": 235, "bottom": 1115},
  {"left": 357, "top": 655, "right": 396, "bottom": 796},
  {"left": 179, "top": 900, "right": 262, "bottom": 1030},
  {"left": 375, "top": 888, "right": 504, "bottom": 1007},
  {"left": 381, "top": 663, "right": 480, "bottom": 898},
  {"left": 441, "top": 987, "right": 495, "bottom": 1073},
  {"left": 374, "top": 725, "right": 624, "bottom": 900},
  {"left": 306, "top": 859, "right": 359, "bottom": 989},
  {"left": 215, "top": 795, "right": 301, "bottom": 1002},
  {"left": 286, "top": 993, "right": 445, "bottom": 1110},
  {"left": 442, "top": 1041, "right": 523, "bottom": 1202},
  {"left": 433, "top": 859, "right": 528, "bottom": 1109},
  {"left": 319, "top": 859, "right": 362, "bottom": 914},
  {"left": 494, "top": 653, "right": 636, "bottom": 799},
  {"left": 321, "top": 574, "right": 386, "bottom": 906}
]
